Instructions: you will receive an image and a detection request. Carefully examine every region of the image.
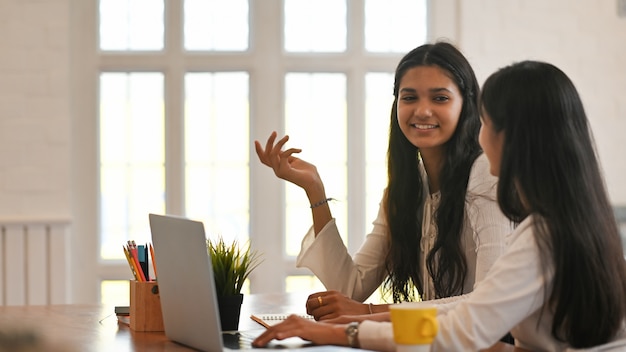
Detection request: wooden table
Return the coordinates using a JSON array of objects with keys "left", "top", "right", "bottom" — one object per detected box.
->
[{"left": 0, "top": 292, "right": 526, "bottom": 351}]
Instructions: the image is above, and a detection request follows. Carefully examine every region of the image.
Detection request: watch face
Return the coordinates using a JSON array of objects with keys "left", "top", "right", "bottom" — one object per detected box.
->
[
  {"left": 346, "top": 322, "right": 359, "bottom": 347},
  {"left": 347, "top": 325, "right": 358, "bottom": 335}
]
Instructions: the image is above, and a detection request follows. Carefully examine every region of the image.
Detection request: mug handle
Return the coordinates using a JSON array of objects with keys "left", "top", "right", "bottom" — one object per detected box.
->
[{"left": 418, "top": 316, "right": 439, "bottom": 338}]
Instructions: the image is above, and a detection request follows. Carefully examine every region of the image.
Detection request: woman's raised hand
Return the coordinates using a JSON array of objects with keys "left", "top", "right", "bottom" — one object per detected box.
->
[{"left": 254, "top": 131, "right": 322, "bottom": 190}]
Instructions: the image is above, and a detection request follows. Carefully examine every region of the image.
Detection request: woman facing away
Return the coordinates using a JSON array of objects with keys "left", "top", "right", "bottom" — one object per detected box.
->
[
  {"left": 253, "top": 61, "right": 626, "bottom": 351},
  {"left": 255, "top": 41, "right": 513, "bottom": 320}
]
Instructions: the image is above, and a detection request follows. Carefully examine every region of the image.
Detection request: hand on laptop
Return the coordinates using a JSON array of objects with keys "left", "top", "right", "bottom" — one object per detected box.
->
[{"left": 251, "top": 315, "right": 349, "bottom": 348}]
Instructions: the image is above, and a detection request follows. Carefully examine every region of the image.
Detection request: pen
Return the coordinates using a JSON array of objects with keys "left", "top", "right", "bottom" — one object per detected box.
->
[
  {"left": 149, "top": 243, "right": 158, "bottom": 280},
  {"left": 250, "top": 315, "right": 271, "bottom": 329},
  {"left": 144, "top": 244, "right": 149, "bottom": 280}
]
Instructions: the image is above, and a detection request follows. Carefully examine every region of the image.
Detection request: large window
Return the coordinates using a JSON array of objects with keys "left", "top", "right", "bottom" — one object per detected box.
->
[{"left": 82, "top": 0, "right": 428, "bottom": 304}]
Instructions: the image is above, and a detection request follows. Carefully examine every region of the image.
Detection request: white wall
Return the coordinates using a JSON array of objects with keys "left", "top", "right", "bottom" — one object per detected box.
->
[
  {"left": 0, "top": 0, "right": 71, "bottom": 218},
  {"left": 456, "top": 0, "right": 626, "bottom": 205},
  {"left": 0, "top": 0, "right": 624, "bottom": 303}
]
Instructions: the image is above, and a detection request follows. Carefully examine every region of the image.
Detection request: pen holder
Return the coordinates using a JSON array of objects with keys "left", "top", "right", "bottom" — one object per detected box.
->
[{"left": 129, "top": 280, "right": 164, "bottom": 332}]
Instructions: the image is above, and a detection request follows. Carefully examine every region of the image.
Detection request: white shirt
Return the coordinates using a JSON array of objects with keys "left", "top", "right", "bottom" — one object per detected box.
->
[
  {"left": 358, "top": 215, "right": 626, "bottom": 352},
  {"left": 296, "top": 153, "right": 513, "bottom": 302}
]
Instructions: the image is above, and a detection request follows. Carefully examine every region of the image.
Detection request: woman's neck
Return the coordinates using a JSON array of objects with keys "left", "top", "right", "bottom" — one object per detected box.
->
[{"left": 420, "top": 148, "right": 445, "bottom": 194}]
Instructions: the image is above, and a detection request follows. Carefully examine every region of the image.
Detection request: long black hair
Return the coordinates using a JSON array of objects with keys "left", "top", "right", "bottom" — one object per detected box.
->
[
  {"left": 481, "top": 60, "right": 626, "bottom": 347},
  {"left": 384, "top": 42, "right": 482, "bottom": 302}
]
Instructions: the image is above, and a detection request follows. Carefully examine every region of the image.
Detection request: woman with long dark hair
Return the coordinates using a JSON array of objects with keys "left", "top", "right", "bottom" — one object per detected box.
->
[
  {"left": 255, "top": 42, "right": 513, "bottom": 319},
  {"left": 254, "top": 60, "right": 626, "bottom": 351}
]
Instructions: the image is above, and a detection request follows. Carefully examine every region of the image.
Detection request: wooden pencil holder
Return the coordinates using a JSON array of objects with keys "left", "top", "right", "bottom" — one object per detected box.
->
[{"left": 129, "top": 280, "right": 164, "bottom": 332}]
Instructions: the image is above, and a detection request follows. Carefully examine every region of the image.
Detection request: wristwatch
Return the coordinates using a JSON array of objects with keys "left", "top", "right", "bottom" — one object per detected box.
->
[{"left": 345, "top": 322, "right": 359, "bottom": 348}]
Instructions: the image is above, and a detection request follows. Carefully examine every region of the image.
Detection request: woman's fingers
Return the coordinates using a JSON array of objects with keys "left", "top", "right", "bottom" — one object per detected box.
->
[
  {"left": 254, "top": 140, "right": 269, "bottom": 165},
  {"left": 252, "top": 315, "right": 348, "bottom": 348},
  {"left": 306, "top": 291, "right": 330, "bottom": 314},
  {"left": 262, "top": 132, "right": 280, "bottom": 165},
  {"left": 255, "top": 132, "right": 310, "bottom": 187},
  {"left": 255, "top": 132, "right": 294, "bottom": 169},
  {"left": 254, "top": 132, "right": 276, "bottom": 165},
  {"left": 252, "top": 316, "right": 310, "bottom": 347},
  {"left": 305, "top": 291, "right": 375, "bottom": 321},
  {"left": 306, "top": 291, "right": 342, "bottom": 319},
  {"left": 273, "top": 133, "right": 289, "bottom": 152},
  {"left": 264, "top": 131, "right": 278, "bottom": 155}
]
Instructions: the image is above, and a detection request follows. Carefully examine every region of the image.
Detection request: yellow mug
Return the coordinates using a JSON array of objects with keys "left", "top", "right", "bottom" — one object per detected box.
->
[{"left": 390, "top": 303, "right": 438, "bottom": 346}]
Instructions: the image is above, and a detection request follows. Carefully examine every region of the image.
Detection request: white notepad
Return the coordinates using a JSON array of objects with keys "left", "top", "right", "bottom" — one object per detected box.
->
[{"left": 250, "top": 313, "right": 315, "bottom": 328}]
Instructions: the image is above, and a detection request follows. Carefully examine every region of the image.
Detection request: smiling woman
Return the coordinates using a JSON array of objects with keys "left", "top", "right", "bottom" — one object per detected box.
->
[
  {"left": 395, "top": 65, "right": 464, "bottom": 165},
  {"left": 253, "top": 42, "right": 515, "bottom": 325}
]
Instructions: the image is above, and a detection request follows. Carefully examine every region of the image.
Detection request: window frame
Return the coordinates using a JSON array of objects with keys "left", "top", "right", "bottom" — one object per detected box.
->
[{"left": 70, "top": 0, "right": 455, "bottom": 303}]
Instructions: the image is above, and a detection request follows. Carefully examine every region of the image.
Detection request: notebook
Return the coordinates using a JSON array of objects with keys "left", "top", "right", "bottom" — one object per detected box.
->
[
  {"left": 149, "top": 213, "right": 356, "bottom": 351},
  {"left": 250, "top": 313, "right": 315, "bottom": 328}
]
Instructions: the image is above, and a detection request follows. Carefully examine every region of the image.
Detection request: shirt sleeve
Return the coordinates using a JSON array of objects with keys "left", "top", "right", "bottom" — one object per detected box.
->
[
  {"left": 358, "top": 320, "right": 396, "bottom": 352},
  {"left": 432, "top": 217, "right": 551, "bottom": 351},
  {"left": 296, "top": 196, "right": 390, "bottom": 302},
  {"left": 358, "top": 218, "right": 549, "bottom": 352}
]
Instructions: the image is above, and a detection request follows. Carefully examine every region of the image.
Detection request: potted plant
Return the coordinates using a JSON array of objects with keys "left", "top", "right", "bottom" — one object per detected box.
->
[{"left": 207, "top": 236, "right": 262, "bottom": 331}]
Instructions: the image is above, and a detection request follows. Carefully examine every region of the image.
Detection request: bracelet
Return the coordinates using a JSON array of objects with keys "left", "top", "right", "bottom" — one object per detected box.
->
[
  {"left": 310, "top": 197, "right": 335, "bottom": 209},
  {"left": 368, "top": 303, "right": 373, "bottom": 314}
]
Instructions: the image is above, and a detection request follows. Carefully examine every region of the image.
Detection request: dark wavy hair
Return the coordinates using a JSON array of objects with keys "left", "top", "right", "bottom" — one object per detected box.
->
[
  {"left": 383, "top": 42, "right": 482, "bottom": 302},
  {"left": 480, "top": 60, "right": 626, "bottom": 347}
]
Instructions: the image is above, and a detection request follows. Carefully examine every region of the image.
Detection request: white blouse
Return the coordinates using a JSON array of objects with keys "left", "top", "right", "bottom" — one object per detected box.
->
[
  {"left": 357, "top": 215, "right": 626, "bottom": 352},
  {"left": 296, "top": 153, "right": 513, "bottom": 302}
]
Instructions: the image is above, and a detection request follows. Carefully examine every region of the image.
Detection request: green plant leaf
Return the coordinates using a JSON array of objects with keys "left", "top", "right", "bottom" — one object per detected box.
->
[{"left": 207, "top": 236, "right": 263, "bottom": 296}]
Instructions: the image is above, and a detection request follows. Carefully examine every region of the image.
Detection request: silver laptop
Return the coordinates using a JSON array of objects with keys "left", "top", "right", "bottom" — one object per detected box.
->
[
  {"left": 151, "top": 213, "right": 276, "bottom": 351},
  {"left": 149, "top": 213, "right": 226, "bottom": 351},
  {"left": 150, "top": 214, "right": 356, "bottom": 351}
]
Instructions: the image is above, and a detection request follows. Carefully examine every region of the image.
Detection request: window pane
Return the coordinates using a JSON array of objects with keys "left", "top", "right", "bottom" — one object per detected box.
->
[
  {"left": 99, "top": 0, "right": 164, "bottom": 51},
  {"left": 365, "top": 0, "right": 427, "bottom": 52},
  {"left": 284, "top": 0, "right": 346, "bottom": 52},
  {"left": 184, "top": 0, "right": 249, "bottom": 51},
  {"left": 184, "top": 72, "right": 250, "bottom": 245},
  {"left": 100, "top": 73, "right": 165, "bottom": 260},
  {"left": 365, "top": 73, "right": 393, "bottom": 231},
  {"left": 284, "top": 73, "right": 347, "bottom": 256}
]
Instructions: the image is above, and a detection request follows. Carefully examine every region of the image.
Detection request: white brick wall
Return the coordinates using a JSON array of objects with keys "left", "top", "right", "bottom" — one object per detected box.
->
[{"left": 0, "top": 0, "right": 71, "bottom": 217}]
